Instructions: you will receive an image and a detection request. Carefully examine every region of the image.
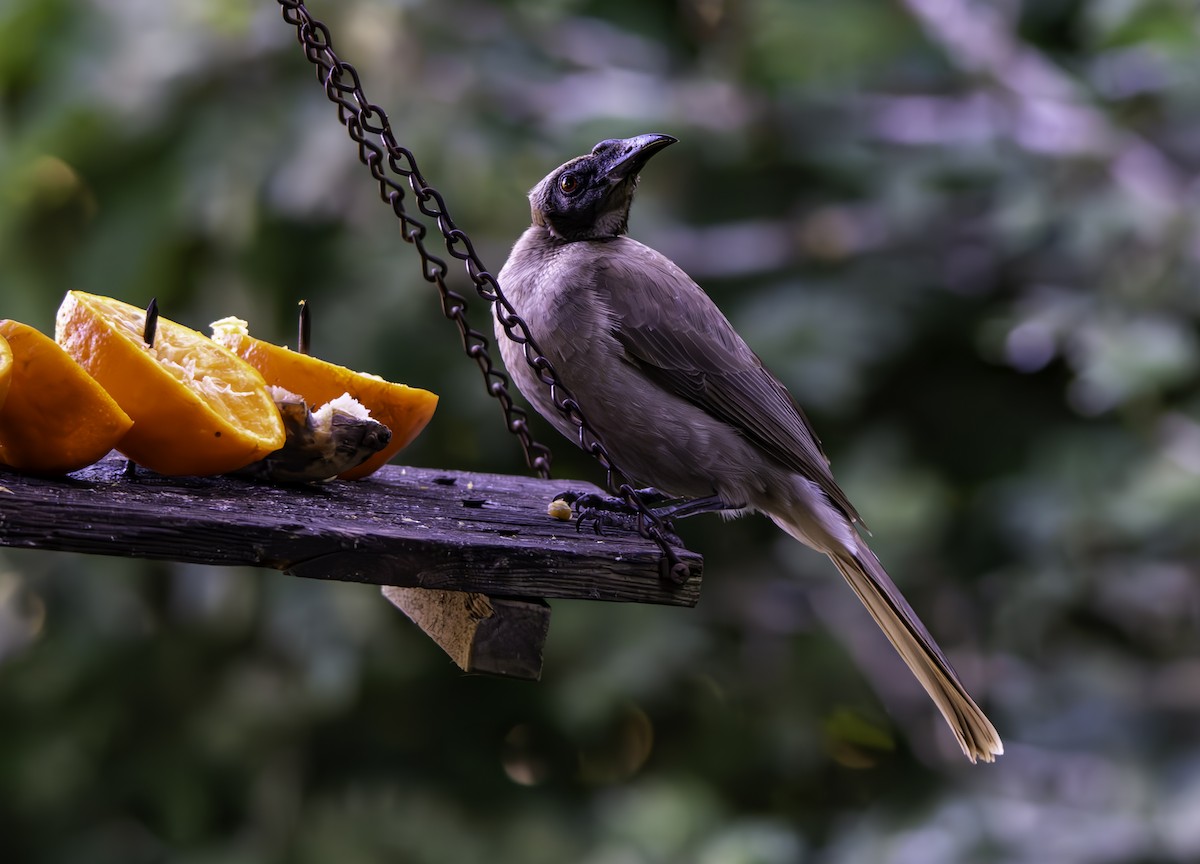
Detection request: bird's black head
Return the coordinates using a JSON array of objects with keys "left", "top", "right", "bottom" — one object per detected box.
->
[{"left": 528, "top": 133, "right": 677, "bottom": 242}]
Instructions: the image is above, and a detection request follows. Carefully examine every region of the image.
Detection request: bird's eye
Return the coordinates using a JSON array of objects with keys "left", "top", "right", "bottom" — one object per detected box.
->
[{"left": 558, "top": 173, "right": 579, "bottom": 195}]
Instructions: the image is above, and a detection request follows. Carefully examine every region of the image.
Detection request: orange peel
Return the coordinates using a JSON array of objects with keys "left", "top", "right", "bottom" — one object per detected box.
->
[
  {"left": 0, "top": 319, "right": 133, "bottom": 475},
  {"left": 55, "top": 292, "right": 285, "bottom": 476},
  {"left": 0, "top": 332, "right": 10, "bottom": 411},
  {"left": 211, "top": 317, "right": 437, "bottom": 479}
]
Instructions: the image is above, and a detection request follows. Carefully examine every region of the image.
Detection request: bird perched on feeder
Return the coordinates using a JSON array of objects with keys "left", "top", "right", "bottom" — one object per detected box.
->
[{"left": 495, "top": 134, "right": 1002, "bottom": 763}]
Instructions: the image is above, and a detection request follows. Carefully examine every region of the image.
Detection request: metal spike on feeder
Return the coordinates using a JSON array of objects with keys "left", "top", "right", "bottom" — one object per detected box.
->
[
  {"left": 143, "top": 297, "right": 159, "bottom": 347},
  {"left": 297, "top": 299, "right": 311, "bottom": 356}
]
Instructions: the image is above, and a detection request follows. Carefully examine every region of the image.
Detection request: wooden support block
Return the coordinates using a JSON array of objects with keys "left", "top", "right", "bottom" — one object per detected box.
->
[{"left": 381, "top": 587, "right": 550, "bottom": 680}]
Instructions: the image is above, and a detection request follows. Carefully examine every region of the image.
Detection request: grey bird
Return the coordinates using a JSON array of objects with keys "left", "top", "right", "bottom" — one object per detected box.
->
[{"left": 495, "top": 133, "right": 1003, "bottom": 763}]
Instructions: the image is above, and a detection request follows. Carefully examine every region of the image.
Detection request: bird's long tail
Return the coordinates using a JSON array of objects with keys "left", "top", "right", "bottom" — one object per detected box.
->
[{"left": 771, "top": 515, "right": 1003, "bottom": 762}]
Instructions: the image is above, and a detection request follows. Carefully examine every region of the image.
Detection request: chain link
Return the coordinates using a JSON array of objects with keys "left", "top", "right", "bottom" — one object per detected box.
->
[{"left": 275, "top": 0, "right": 691, "bottom": 582}]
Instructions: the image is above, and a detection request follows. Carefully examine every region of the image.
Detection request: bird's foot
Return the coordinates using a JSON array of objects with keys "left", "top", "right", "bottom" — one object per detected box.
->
[
  {"left": 555, "top": 487, "right": 672, "bottom": 514},
  {"left": 552, "top": 488, "right": 685, "bottom": 546}
]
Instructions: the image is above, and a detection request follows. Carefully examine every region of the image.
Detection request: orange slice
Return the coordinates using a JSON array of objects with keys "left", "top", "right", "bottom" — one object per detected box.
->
[
  {"left": 211, "top": 317, "right": 437, "bottom": 479},
  {"left": 55, "top": 292, "right": 285, "bottom": 476},
  {"left": 0, "top": 319, "right": 134, "bottom": 474},
  {"left": 0, "top": 333, "right": 11, "bottom": 411}
]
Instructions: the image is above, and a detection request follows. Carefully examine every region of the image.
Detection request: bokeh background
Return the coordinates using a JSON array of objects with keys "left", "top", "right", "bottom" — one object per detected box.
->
[{"left": 3, "top": 0, "right": 1200, "bottom": 861}]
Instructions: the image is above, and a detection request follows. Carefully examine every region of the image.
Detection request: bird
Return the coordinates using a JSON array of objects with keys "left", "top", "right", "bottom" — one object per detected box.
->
[{"left": 494, "top": 133, "right": 1003, "bottom": 763}]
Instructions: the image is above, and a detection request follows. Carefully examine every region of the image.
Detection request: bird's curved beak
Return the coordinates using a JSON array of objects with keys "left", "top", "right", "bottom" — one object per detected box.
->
[{"left": 600, "top": 133, "right": 678, "bottom": 182}]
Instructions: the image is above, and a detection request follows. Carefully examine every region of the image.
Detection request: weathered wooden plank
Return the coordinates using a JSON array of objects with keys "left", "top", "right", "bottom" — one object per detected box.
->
[{"left": 0, "top": 452, "right": 702, "bottom": 605}]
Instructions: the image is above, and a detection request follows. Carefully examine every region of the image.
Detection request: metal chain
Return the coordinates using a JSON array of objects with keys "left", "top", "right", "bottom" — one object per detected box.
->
[
  {"left": 275, "top": 0, "right": 691, "bottom": 582},
  {"left": 274, "top": 4, "right": 549, "bottom": 479}
]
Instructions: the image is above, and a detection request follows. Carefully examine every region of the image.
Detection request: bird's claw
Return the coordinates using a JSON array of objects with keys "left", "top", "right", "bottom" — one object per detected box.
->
[
  {"left": 552, "top": 488, "right": 685, "bottom": 546},
  {"left": 551, "top": 490, "right": 631, "bottom": 536}
]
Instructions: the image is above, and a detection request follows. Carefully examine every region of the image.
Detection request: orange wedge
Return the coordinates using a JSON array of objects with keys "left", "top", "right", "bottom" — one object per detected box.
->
[
  {"left": 0, "top": 319, "right": 134, "bottom": 474},
  {"left": 211, "top": 317, "right": 437, "bottom": 479},
  {"left": 55, "top": 292, "right": 286, "bottom": 476},
  {"left": 0, "top": 333, "right": 11, "bottom": 411}
]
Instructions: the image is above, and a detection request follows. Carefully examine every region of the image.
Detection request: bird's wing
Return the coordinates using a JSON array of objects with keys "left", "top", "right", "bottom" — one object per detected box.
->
[{"left": 599, "top": 242, "right": 861, "bottom": 524}]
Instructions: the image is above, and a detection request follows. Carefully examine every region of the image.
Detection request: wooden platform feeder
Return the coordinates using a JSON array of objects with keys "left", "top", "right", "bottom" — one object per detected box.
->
[
  {"left": 0, "top": 453, "right": 703, "bottom": 680},
  {"left": 0, "top": 1, "right": 706, "bottom": 681}
]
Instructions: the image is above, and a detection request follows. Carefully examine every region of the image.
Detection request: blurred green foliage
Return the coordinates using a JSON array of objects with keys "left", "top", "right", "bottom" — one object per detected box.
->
[{"left": 3, "top": 0, "right": 1200, "bottom": 861}]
